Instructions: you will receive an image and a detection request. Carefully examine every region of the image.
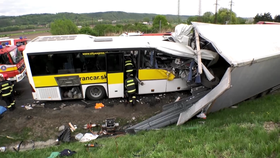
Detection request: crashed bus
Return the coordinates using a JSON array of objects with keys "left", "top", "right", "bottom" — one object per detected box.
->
[
  {"left": 23, "top": 22, "right": 280, "bottom": 131},
  {"left": 23, "top": 34, "right": 217, "bottom": 101}
]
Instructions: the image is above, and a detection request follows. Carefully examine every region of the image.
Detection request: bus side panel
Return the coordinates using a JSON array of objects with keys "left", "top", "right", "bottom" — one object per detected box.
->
[
  {"left": 35, "top": 87, "right": 62, "bottom": 100},
  {"left": 138, "top": 80, "right": 167, "bottom": 94},
  {"left": 33, "top": 72, "right": 107, "bottom": 87},
  {"left": 138, "top": 69, "right": 171, "bottom": 80},
  {"left": 166, "top": 78, "right": 190, "bottom": 92},
  {"left": 107, "top": 72, "right": 124, "bottom": 98}
]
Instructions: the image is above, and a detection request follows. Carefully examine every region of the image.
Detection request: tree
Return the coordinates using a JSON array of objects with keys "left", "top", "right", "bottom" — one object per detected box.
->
[
  {"left": 152, "top": 15, "right": 169, "bottom": 33},
  {"left": 274, "top": 15, "right": 280, "bottom": 22},
  {"left": 50, "top": 19, "right": 78, "bottom": 35},
  {"left": 216, "top": 8, "right": 237, "bottom": 24},
  {"left": 202, "top": 12, "right": 214, "bottom": 23},
  {"left": 253, "top": 12, "right": 273, "bottom": 23},
  {"left": 78, "top": 26, "right": 94, "bottom": 35}
]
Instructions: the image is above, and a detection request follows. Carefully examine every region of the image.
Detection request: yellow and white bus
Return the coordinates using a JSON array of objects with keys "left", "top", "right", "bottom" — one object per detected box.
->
[{"left": 23, "top": 34, "right": 219, "bottom": 101}]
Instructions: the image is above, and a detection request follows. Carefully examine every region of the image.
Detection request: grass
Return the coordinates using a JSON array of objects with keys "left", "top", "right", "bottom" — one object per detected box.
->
[{"left": 2, "top": 91, "right": 280, "bottom": 158}]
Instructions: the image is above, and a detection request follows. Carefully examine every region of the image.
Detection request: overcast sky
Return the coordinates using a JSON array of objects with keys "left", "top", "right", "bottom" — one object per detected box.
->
[{"left": 0, "top": 0, "right": 278, "bottom": 18}]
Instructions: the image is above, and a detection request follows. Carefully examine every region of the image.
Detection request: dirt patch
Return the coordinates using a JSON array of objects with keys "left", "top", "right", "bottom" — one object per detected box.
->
[
  {"left": 0, "top": 90, "right": 188, "bottom": 147},
  {"left": 263, "top": 121, "right": 280, "bottom": 132}
]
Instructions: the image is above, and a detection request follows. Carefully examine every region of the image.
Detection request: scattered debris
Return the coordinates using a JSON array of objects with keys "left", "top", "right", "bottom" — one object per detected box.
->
[
  {"left": 79, "top": 133, "right": 98, "bottom": 142},
  {"left": 231, "top": 106, "right": 238, "bottom": 109},
  {"left": 24, "top": 106, "right": 33, "bottom": 110},
  {"left": 0, "top": 147, "right": 6, "bottom": 152},
  {"left": 84, "top": 123, "right": 96, "bottom": 129},
  {"left": 0, "top": 106, "right": 7, "bottom": 115},
  {"left": 47, "top": 152, "right": 60, "bottom": 158},
  {"left": 175, "top": 96, "right": 181, "bottom": 102},
  {"left": 84, "top": 143, "right": 98, "bottom": 147},
  {"left": 196, "top": 112, "right": 206, "bottom": 119},
  {"left": 68, "top": 122, "right": 77, "bottom": 132},
  {"left": 75, "top": 133, "right": 83, "bottom": 141},
  {"left": 59, "top": 149, "right": 76, "bottom": 156},
  {"left": 95, "top": 103, "right": 104, "bottom": 109},
  {"left": 57, "top": 128, "right": 71, "bottom": 142},
  {"left": 58, "top": 125, "right": 65, "bottom": 132},
  {"left": 101, "top": 118, "right": 119, "bottom": 133},
  {"left": 60, "top": 103, "right": 66, "bottom": 109}
]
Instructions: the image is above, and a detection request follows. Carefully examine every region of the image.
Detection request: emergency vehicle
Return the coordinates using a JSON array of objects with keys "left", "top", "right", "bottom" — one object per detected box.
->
[
  {"left": 0, "top": 43, "right": 26, "bottom": 82},
  {"left": 0, "top": 37, "right": 30, "bottom": 53}
]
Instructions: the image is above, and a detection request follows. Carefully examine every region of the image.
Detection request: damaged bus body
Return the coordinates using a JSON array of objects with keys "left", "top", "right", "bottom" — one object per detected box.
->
[
  {"left": 23, "top": 34, "right": 217, "bottom": 101},
  {"left": 127, "top": 22, "right": 280, "bottom": 132}
]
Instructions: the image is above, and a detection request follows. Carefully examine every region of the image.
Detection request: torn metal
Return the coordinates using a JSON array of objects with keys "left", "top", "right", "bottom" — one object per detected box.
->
[{"left": 127, "top": 22, "right": 280, "bottom": 132}]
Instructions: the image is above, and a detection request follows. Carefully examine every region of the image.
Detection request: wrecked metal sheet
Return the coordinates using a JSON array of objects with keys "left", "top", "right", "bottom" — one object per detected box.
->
[
  {"left": 177, "top": 67, "right": 231, "bottom": 125},
  {"left": 192, "top": 22, "right": 280, "bottom": 66},
  {"left": 209, "top": 56, "right": 280, "bottom": 112}
]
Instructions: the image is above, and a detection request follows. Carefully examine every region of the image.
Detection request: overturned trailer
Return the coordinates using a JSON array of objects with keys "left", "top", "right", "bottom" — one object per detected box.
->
[{"left": 127, "top": 22, "right": 280, "bottom": 132}]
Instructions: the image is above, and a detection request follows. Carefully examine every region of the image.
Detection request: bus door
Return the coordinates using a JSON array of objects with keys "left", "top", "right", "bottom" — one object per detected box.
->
[{"left": 106, "top": 53, "right": 124, "bottom": 98}]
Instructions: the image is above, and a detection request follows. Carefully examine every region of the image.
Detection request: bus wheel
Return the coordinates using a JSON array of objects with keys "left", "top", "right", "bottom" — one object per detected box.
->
[{"left": 86, "top": 86, "right": 105, "bottom": 100}]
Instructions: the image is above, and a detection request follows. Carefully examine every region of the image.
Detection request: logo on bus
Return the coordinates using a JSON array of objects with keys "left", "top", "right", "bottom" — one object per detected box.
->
[
  {"left": 0, "top": 66, "right": 7, "bottom": 71},
  {"left": 82, "top": 52, "right": 105, "bottom": 56},
  {"left": 80, "top": 75, "right": 107, "bottom": 81}
]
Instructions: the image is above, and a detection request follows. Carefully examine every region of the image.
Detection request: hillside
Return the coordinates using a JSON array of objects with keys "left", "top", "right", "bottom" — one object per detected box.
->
[{"left": 0, "top": 11, "right": 190, "bottom": 29}]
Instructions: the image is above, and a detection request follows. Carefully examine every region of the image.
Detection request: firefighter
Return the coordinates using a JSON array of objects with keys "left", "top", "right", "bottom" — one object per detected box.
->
[
  {"left": 125, "top": 73, "right": 136, "bottom": 106},
  {"left": 0, "top": 76, "right": 16, "bottom": 111},
  {"left": 124, "top": 56, "right": 134, "bottom": 77}
]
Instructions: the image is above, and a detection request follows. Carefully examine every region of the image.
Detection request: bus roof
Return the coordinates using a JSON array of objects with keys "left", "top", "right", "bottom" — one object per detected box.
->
[{"left": 23, "top": 34, "right": 217, "bottom": 60}]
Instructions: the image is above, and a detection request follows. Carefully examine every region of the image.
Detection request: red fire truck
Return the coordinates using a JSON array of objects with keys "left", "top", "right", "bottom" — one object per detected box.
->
[
  {"left": 0, "top": 43, "right": 26, "bottom": 82},
  {"left": 0, "top": 37, "right": 29, "bottom": 53}
]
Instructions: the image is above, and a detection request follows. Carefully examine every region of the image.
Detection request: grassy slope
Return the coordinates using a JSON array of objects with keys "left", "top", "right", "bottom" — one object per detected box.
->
[{"left": 2, "top": 91, "right": 280, "bottom": 158}]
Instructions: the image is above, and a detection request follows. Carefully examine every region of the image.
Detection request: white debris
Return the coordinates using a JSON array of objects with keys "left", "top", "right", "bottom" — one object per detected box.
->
[{"left": 58, "top": 125, "right": 65, "bottom": 131}]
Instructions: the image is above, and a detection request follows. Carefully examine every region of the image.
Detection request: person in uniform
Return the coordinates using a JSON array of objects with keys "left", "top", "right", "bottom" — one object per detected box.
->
[
  {"left": 0, "top": 76, "right": 16, "bottom": 111},
  {"left": 124, "top": 56, "right": 134, "bottom": 77},
  {"left": 125, "top": 73, "right": 137, "bottom": 106}
]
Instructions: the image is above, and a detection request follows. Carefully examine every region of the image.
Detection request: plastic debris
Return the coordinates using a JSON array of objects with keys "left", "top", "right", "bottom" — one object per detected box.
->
[
  {"left": 196, "top": 112, "right": 206, "bottom": 119},
  {"left": 95, "top": 103, "right": 104, "bottom": 109},
  {"left": 175, "top": 96, "right": 181, "bottom": 102},
  {"left": 75, "top": 133, "right": 84, "bottom": 141},
  {"left": 0, "top": 147, "right": 6, "bottom": 152},
  {"left": 25, "top": 106, "right": 33, "bottom": 110},
  {"left": 79, "top": 133, "right": 99, "bottom": 142},
  {"left": 0, "top": 106, "right": 7, "bottom": 115}
]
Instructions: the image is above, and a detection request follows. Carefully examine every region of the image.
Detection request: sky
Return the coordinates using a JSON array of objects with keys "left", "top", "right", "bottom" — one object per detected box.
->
[{"left": 0, "top": 0, "right": 278, "bottom": 18}]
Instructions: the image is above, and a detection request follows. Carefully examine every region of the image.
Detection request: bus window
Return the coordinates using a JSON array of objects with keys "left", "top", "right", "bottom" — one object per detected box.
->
[
  {"left": 81, "top": 52, "right": 106, "bottom": 72},
  {"left": 107, "top": 53, "right": 123, "bottom": 73},
  {"left": 140, "top": 50, "right": 157, "bottom": 69}
]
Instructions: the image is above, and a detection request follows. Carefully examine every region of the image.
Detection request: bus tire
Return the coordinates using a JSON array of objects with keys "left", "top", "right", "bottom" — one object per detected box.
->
[{"left": 86, "top": 86, "right": 106, "bottom": 100}]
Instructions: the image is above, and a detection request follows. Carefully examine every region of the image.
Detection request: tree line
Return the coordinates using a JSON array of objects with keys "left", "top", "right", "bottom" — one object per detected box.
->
[
  {"left": 51, "top": 15, "right": 172, "bottom": 36},
  {"left": 1, "top": 9, "right": 279, "bottom": 34}
]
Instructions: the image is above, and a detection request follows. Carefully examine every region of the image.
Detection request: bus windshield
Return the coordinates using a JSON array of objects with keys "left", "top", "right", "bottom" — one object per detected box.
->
[{"left": 9, "top": 48, "right": 23, "bottom": 64}]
